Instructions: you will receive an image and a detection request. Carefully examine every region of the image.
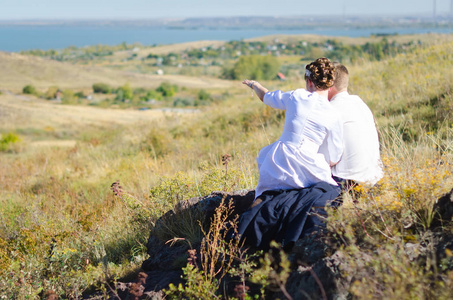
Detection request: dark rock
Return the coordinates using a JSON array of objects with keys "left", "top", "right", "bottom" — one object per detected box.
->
[
  {"left": 432, "top": 188, "right": 453, "bottom": 227},
  {"left": 138, "top": 189, "right": 255, "bottom": 297},
  {"left": 172, "top": 189, "right": 255, "bottom": 222},
  {"left": 142, "top": 235, "right": 189, "bottom": 271},
  {"left": 145, "top": 189, "right": 255, "bottom": 270}
]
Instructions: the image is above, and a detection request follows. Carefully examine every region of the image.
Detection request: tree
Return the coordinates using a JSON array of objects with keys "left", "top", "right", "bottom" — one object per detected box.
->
[
  {"left": 92, "top": 83, "right": 111, "bottom": 94},
  {"left": 22, "top": 85, "right": 37, "bottom": 95}
]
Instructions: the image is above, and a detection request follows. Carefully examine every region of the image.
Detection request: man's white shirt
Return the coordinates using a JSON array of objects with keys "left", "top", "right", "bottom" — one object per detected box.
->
[{"left": 320, "top": 91, "right": 383, "bottom": 185}]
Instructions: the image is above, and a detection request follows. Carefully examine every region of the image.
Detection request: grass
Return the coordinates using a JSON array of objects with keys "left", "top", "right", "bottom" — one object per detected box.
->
[
  {"left": 1, "top": 35, "right": 453, "bottom": 298},
  {"left": 0, "top": 51, "right": 232, "bottom": 92}
]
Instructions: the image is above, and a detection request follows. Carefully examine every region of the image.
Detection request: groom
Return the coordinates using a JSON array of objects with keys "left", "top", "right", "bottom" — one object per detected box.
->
[{"left": 321, "top": 62, "right": 383, "bottom": 187}]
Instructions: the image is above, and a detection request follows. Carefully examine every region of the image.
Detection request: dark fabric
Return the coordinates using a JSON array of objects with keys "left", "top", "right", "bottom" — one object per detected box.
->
[
  {"left": 237, "top": 182, "right": 341, "bottom": 250},
  {"left": 332, "top": 175, "right": 357, "bottom": 191}
]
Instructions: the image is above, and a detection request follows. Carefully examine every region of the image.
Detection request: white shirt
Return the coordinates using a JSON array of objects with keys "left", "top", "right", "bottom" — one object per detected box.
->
[
  {"left": 322, "top": 91, "right": 383, "bottom": 185},
  {"left": 254, "top": 89, "right": 343, "bottom": 199}
]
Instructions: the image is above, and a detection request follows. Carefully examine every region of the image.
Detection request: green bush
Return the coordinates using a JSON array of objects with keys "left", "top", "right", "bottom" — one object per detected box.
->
[
  {"left": 0, "top": 132, "right": 20, "bottom": 151},
  {"left": 92, "top": 83, "right": 111, "bottom": 94},
  {"left": 74, "top": 91, "right": 86, "bottom": 99},
  {"left": 157, "top": 82, "right": 178, "bottom": 97},
  {"left": 22, "top": 85, "right": 37, "bottom": 95},
  {"left": 197, "top": 89, "right": 211, "bottom": 101},
  {"left": 173, "top": 98, "right": 193, "bottom": 107},
  {"left": 115, "top": 83, "right": 133, "bottom": 102},
  {"left": 145, "top": 90, "right": 161, "bottom": 101}
]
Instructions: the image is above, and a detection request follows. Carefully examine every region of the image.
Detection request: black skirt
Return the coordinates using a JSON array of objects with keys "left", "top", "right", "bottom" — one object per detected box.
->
[{"left": 236, "top": 182, "right": 341, "bottom": 250}]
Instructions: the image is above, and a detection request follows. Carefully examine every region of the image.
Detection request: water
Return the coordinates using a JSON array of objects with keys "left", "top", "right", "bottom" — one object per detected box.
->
[{"left": 0, "top": 25, "right": 452, "bottom": 52}]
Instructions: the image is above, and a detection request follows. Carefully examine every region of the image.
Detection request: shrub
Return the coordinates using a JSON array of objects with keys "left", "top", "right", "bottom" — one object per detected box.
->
[
  {"left": 115, "top": 83, "right": 133, "bottom": 102},
  {"left": 22, "top": 85, "right": 37, "bottom": 95},
  {"left": 173, "top": 98, "right": 193, "bottom": 107},
  {"left": 145, "top": 89, "right": 161, "bottom": 101},
  {"left": 0, "top": 132, "right": 20, "bottom": 151},
  {"left": 74, "top": 91, "right": 86, "bottom": 99},
  {"left": 92, "top": 83, "right": 111, "bottom": 94},
  {"left": 156, "top": 82, "right": 178, "bottom": 97}
]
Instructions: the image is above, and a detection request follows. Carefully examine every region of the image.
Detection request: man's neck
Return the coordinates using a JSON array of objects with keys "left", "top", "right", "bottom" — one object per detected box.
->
[{"left": 330, "top": 89, "right": 348, "bottom": 102}]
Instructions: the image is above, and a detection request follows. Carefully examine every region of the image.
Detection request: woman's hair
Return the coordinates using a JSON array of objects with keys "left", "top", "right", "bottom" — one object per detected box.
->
[{"left": 304, "top": 57, "right": 336, "bottom": 90}]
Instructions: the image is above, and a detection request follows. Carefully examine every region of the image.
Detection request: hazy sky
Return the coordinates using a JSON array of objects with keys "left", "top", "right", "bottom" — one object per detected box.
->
[{"left": 0, "top": 0, "right": 452, "bottom": 20}]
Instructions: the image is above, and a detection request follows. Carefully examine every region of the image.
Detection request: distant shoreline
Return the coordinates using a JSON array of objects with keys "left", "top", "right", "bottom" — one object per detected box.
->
[
  {"left": 0, "top": 14, "right": 452, "bottom": 28},
  {"left": 0, "top": 22, "right": 451, "bottom": 53}
]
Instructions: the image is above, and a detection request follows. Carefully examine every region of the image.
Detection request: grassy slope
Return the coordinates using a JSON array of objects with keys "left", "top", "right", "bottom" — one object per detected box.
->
[
  {"left": 0, "top": 51, "right": 232, "bottom": 92},
  {"left": 0, "top": 36, "right": 452, "bottom": 298}
]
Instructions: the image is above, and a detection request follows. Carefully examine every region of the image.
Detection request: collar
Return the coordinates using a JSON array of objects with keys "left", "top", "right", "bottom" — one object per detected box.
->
[{"left": 330, "top": 91, "right": 349, "bottom": 103}]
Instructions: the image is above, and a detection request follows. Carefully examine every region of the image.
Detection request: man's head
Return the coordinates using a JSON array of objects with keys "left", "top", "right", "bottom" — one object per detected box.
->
[
  {"left": 304, "top": 57, "right": 335, "bottom": 92},
  {"left": 328, "top": 62, "right": 349, "bottom": 100}
]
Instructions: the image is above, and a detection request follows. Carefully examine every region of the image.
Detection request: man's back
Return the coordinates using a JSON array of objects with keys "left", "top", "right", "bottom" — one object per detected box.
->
[{"left": 329, "top": 91, "right": 383, "bottom": 185}]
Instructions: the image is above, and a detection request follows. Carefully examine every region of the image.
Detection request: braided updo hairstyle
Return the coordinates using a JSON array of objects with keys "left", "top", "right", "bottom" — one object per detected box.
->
[{"left": 304, "top": 57, "right": 336, "bottom": 90}]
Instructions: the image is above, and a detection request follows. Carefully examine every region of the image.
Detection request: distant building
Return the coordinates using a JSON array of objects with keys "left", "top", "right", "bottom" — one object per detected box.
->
[{"left": 277, "top": 72, "right": 286, "bottom": 81}]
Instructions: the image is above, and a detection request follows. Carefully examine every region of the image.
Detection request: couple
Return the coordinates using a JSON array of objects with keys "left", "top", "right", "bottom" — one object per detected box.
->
[{"left": 238, "top": 57, "right": 383, "bottom": 250}]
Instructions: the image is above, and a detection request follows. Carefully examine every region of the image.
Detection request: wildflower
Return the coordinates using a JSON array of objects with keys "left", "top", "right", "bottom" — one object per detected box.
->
[
  {"left": 187, "top": 249, "right": 198, "bottom": 267},
  {"left": 233, "top": 284, "right": 250, "bottom": 300},
  {"left": 222, "top": 153, "right": 232, "bottom": 166},
  {"left": 110, "top": 180, "right": 123, "bottom": 197}
]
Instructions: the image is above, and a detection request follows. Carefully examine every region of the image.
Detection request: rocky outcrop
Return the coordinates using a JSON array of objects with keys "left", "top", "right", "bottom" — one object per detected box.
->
[
  {"left": 143, "top": 189, "right": 254, "bottom": 270},
  {"left": 110, "top": 187, "right": 453, "bottom": 300}
]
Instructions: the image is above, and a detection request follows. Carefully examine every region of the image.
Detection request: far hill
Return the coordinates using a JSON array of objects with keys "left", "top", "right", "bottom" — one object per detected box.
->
[{"left": 0, "top": 51, "right": 232, "bottom": 92}]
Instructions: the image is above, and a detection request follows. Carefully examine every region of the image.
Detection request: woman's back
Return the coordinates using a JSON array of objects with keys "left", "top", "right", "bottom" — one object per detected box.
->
[
  {"left": 278, "top": 89, "right": 340, "bottom": 149},
  {"left": 255, "top": 88, "right": 343, "bottom": 198}
]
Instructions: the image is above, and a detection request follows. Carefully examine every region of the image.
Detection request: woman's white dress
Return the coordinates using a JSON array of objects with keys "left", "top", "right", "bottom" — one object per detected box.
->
[{"left": 255, "top": 89, "right": 343, "bottom": 199}]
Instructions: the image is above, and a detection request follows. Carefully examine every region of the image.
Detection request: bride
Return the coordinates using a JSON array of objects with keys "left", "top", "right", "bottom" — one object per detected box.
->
[{"left": 243, "top": 57, "right": 343, "bottom": 200}]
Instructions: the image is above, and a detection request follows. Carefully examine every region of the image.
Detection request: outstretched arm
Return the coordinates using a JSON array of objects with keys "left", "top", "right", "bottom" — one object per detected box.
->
[{"left": 242, "top": 79, "right": 268, "bottom": 102}]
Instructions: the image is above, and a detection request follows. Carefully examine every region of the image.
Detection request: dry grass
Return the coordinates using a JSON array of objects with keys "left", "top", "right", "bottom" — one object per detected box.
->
[
  {"left": 1, "top": 35, "right": 453, "bottom": 298},
  {"left": 0, "top": 51, "right": 232, "bottom": 92},
  {"left": 246, "top": 33, "right": 453, "bottom": 45}
]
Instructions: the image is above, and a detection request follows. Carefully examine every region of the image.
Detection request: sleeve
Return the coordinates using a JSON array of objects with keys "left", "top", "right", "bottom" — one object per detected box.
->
[
  {"left": 326, "top": 116, "right": 344, "bottom": 165},
  {"left": 263, "top": 90, "right": 293, "bottom": 110}
]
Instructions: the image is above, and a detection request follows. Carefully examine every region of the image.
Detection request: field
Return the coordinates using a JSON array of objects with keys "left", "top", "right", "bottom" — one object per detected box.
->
[{"left": 1, "top": 33, "right": 453, "bottom": 299}]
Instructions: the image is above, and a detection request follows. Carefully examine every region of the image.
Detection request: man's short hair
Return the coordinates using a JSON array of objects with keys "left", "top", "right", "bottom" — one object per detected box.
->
[{"left": 333, "top": 62, "right": 349, "bottom": 91}]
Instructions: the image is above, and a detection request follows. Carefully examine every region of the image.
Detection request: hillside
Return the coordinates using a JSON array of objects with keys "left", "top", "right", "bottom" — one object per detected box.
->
[
  {"left": 0, "top": 36, "right": 452, "bottom": 299},
  {"left": 0, "top": 51, "right": 232, "bottom": 92}
]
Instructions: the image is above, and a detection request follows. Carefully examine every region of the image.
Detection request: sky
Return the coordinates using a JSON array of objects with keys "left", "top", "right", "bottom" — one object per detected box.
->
[{"left": 0, "top": 0, "right": 452, "bottom": 20}]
